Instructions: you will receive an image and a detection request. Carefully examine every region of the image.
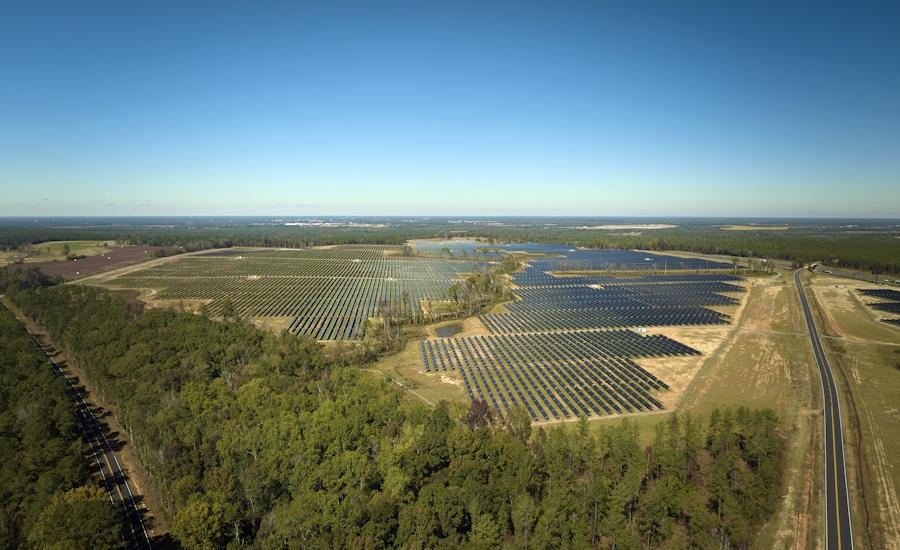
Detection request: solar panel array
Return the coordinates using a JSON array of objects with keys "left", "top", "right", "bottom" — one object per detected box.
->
[
  {"left": 871, "top": 302, "right": 900, "bottom": 314},
  {"left": 410, "top": 239, "right": 505, "bottom": 258},
  {"left": 859, "top": 288, "right": 900, "bottom": 326},
  {"left": 420, "top": 245, "right": 744, "bottom": 421},
  {"left": 513, "top": 248, "right": 735, "bottom": 275},
  {"left": 482, "top": 250, "right": 739, "bottom": 334},
  {"left": 109, "top": 246, "right": 483, "bottom": 340},
  {"left": 858, "top": 289, "right": 900, "bottom": 301},
  {"left": 421, "top": 331, "right": 697, "bottom": 421}
]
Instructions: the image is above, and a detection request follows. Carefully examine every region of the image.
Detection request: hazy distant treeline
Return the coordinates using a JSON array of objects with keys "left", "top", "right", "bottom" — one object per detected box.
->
[{"left": 1, "top": 219, "right": 897, "bottom": 274}]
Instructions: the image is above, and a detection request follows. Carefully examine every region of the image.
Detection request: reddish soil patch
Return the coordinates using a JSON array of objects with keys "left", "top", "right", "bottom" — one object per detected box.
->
[{"left": 27, "top": 246, "right": 169, "bottom": 280}]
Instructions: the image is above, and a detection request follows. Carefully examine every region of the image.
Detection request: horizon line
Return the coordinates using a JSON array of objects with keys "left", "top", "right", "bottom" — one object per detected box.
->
[{"left": 2, "top": 214, "right": 900, "bottom": 221}]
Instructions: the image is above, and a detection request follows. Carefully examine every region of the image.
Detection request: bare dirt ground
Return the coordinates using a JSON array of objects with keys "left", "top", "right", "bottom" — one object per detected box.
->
[
  {"left": 24, "top": 245, "right": 169, "bottom": 280},
  {"left": 1, "top": 295, "right": 172, "bottom": 545},
  {"left": 641, "top": 323, "right": 737, "bottom": 410},
  {"left": 77, "top": 247, "right": 224, "bottom": 286},
  {"left": 425, "top": 316, "right": 491, "bottom": 338}
]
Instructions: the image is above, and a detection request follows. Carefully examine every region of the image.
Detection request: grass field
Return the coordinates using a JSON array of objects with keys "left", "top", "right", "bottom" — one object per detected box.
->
[
  {"left": 807, "top": 273, "right": 900, "bottom": 549},
  {"left": 23, "top": 240, "right": 116, "bottom": 262},
  {"left": 684, "top": 273, "right": 820, "bottom": 549},
  {"left": 1, "top": 240, "right": 117, "bottom": 265}
]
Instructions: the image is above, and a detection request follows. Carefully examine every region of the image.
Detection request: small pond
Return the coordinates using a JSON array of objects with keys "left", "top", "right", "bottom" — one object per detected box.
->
[{"left": 435, "top": 323, "right": 463, "bottom": 338}]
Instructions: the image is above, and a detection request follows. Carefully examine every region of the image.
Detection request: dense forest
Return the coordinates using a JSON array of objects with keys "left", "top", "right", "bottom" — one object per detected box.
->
[
  {"left": 0, "top": 303, "right": 121, "bottom": 548},
  {"left": 1, "top": 217, "right": 899, "bottom": 274},
  {"left": 1, "top": 267, "right": 784, "bottom": 548}
]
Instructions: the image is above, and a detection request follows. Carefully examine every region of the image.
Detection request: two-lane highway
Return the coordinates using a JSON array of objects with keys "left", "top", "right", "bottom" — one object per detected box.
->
[
  {"left": 795, "top": 269, "right": 853, "bottom": 549},
  {"left": 26, "top": 329, "right": 151, "bottom": 549}
]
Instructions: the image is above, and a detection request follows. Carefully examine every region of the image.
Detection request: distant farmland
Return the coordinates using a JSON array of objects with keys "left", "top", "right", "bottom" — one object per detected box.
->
[{"left": 25, "top": 245, "right": 167, "bottom": 279}]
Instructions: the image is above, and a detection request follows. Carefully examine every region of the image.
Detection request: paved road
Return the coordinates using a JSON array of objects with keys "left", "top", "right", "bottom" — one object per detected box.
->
[
  {"left": 795, "top": 269, "right": 853, "bottom": 549},
  {"left": 812, "top": 266, "right": 900, "bottom": 287},
  {"left": 25, "top": 329, "right": 151, "bottom": 549}
]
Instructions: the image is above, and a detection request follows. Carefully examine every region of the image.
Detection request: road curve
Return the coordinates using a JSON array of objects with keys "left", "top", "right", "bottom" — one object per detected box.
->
[
  {"left": 795, "top": 269, "right": 853, "bottom": 549},
  {"left": 25, "top": 329, "right": 151, "bottom": 549}
]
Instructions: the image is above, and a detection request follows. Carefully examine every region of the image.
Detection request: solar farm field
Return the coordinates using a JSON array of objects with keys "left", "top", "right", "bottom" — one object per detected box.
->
[
  {"left": 421, "top": 331, "right": 696, "bottom": 421},
  {"left": 106, "top": 239, "right": 747, "bottom": 423},
  {"left": 858, "top": 288, "right": 900, "bottom": 325},
  {"left": 417, "top": 245, "right": 745, "bottom": 422},
  {"left": 106, "top": 246, "right": 483, "bottom": 340}
]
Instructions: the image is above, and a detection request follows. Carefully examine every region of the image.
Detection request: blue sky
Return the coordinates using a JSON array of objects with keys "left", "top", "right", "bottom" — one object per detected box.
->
[{"left": 1, "top": 1, "right": 898, "bottom": 217}]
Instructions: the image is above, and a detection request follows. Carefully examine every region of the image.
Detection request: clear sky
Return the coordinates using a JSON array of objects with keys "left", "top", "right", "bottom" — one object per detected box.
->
[{"left": 1, "top": 1, "right": 898, "bottom": 217}]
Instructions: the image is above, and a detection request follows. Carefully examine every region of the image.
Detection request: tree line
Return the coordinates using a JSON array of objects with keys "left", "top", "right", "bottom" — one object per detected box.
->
[
  {"left": 0, "top": 302, "right": 122, "bottom": 548},
  {"left": 3, "top": 219, "right": 898, "bottom": 274},
  {"left": 2, "top": 266, "right": 783, "bottom": 548}
]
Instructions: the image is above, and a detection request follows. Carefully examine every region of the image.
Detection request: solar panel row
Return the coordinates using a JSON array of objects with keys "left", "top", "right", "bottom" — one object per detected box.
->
[
  {"left": 422, "top": 247, "right": 742, "bottom": 420},
  {"left": 858, "top": 289, "right": 900, "bottom": 301},
  {"left": 421, "top": 330, "right": 697, "bottom": 421},
  {"left": 481, "top": 307, "right": 730, "bottom": 334},
  {"left": 110, "top": 248, "right": 485, "bottom": 339},
  {"left": 871, "top": 302, "right": 900, "bottom": 314}
]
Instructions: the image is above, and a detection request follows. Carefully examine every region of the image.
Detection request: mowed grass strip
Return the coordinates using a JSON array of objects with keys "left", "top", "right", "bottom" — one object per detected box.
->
[{"left": 808, "top": 274, "right": 900, "bottom": 547}]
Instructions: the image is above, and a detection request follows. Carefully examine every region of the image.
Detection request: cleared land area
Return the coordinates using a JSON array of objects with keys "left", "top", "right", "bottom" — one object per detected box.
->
[
  {"left": 0, "top": 240, "right": 117, "bottom": 265},
  {"left": 806, "top": 273, "right": 900, "bottom": 549},
  {"left": 21, "top": 244, "right": 168, "bottom": 279},
  {"left": 372, "top": 265, "right": 825, "bottom": 549},
  {"left": 412, "top": 246, "right": 741, "bottom": 422},
  {"left": 679, "top": 272, "right": 821, "bottom": 549},
  {"left": 369, "top": 248, "right": 739, "bottom": 419}
]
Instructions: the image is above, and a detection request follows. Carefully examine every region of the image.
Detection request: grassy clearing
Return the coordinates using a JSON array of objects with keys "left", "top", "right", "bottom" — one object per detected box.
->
[
  {"left": 251, "top": 316, "right": 294, "bottom": 332},
  {"left": 365, "top": 334, "right": 470, "bottom": 407},
  {"left": 807, "top": 273, "right": 900, "bottom": 549},
  {"left": 23, "top": 240, "right": 117, "bottom": 262},
  {"left": 0, "top": 250, "right": 20, "bottom": 265},
  {"left": 2, "top": 240, "right": 118, "bottom": 265},
  {"left": 679, "top": 273, "right": 820, "bottom": 549}
]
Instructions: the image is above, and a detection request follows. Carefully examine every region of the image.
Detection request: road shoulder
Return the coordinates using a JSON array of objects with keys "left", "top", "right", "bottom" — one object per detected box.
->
[{"left": 0, "top": 294, "right": 172, "bottom": 543}]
